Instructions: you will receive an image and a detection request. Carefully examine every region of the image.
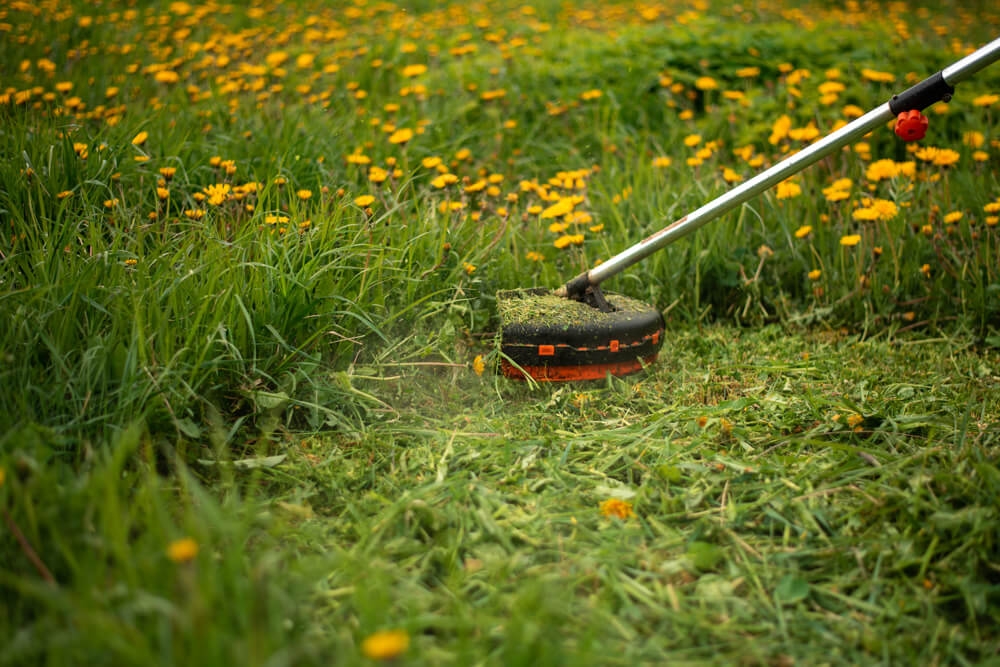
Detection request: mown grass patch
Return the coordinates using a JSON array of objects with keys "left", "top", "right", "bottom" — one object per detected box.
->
[{"left": 5, "top": 326, "right": 999, "bottom": 664}]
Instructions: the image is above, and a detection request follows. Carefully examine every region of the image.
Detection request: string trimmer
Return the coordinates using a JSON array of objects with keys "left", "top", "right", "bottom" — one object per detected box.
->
[{"left": 499, "top": 37, "right": 1000, "bottom": 381}]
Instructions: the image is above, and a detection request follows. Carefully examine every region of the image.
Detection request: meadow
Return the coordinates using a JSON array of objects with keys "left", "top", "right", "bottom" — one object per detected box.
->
[{"left": 2, "top": 0, "right": 999, "bottom": 664}]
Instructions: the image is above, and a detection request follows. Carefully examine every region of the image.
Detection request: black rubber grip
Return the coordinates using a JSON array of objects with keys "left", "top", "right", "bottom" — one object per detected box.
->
[{"left": 889, "top": 71, "right": 955, "bottom": 114}]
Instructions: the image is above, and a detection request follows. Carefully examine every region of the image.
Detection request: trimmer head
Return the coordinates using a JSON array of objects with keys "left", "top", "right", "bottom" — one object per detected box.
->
[{"left": 498, "top": 288, "right": 665, "bottom": 381}]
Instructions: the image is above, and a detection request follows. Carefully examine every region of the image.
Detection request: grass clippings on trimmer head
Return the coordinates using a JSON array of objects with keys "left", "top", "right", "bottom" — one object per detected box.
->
[{"left": 497, "top": 288, "right": 665, "bottom": 381}]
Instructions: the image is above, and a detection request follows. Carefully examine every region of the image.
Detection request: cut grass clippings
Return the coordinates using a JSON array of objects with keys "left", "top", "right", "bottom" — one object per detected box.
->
[{"left": 5, "top": 325, "right": 999, "bottom": 665}]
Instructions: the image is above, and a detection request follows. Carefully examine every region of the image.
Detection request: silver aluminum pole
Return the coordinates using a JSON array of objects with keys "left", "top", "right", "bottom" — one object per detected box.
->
[{"left": 556, "top": 36, "right": 1000, "bottom": 300}]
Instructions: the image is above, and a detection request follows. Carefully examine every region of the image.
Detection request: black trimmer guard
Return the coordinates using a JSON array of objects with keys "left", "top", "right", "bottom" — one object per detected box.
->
[{"left": 498, "top": 288, "right": 665, "bottom": 381}]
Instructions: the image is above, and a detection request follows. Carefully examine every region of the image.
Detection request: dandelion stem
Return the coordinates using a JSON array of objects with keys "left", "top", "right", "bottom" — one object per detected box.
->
[{"left": 2, "top": 506, "right": 56, "bottom": 585}]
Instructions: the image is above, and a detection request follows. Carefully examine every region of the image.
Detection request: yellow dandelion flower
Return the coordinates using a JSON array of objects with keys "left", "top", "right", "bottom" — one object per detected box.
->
[
  {"left": 652, "top": 156, "right": 672, "bottom": 168},
  {"left": 361, "top": 630, "right": 410, "bottom": 660},
  {"left": 842, "top": 104, "right": 865, "bottom": 119},
  {"left": 942, "top": 211, "right": 963, "bottom": 224},
  {"left": 132, "top": 131, "right": 148, "bottom": 146},
  {"left": 769, "top": 115, "right": 792, "bottom": 145},
  {"left": 775, "top": 180, "right": 801, "bottom": 199},
  {"left": 808, "top": 269, "right": 822, "bottom": 280},
  {"left": 865, "top": 159, "right": 899, "bottom": 182},
  {"left": 735, "top": 66, "right": 760, "bottom": 78},
  {"left": 440, "top": 201, "right": 465, "bottom": 212},
  {"left": 963, "top": 131, "right": 985, "bottom": 149},
  {"left": 599, "top": 498, "right": 635, "bottom": 520},
  {"left": 525, "top": 251, "right": 544, "bottom": 262},
  {"left": 694, "top": 76, "right": 718, "bottom": 91},
  {"left": 972, "top": 93, "right": 999, "bottom": 107},
  {"left": 472, "top": 355, "right": 485, "bottom": 376},
  {"left": 402, "top": 64, "right": 427, "bottom": 77},
  {"left": 931, "top": 149, "right": 960, "bottom": 167},
  {"left": 430, "top": 173, "right": 458, "bottom": 188},
  {"left": 870, "top": 199, "right": 898, "bottom": 220},
  {"left": 920, "top": 263, "right": 931, "bottom": 278},
  {"left": 154, "top": 70, "right": 180, "bottom": 84},
  {"left": 788, "top": 125, "right": 820, "bottom": 142},
  {"left": 388, "top": 128, "right": 413, "bottom": 145},
  {"left": 540, "top": 198, "right": 575, "bottom": 219},
  {"left": 914, "top": 146, "right": 940, "bottom": 162},
  {"left": 721, "top": 167, "right": 743, "bottom": 183},
  {"left": 296, "top": 52, "right": 315, "bottom": 69},
  {"left": 204, "top": 183, "right": 231, "bottom": 206},
  {"left": 861, "top": 68, "right": 895, "bottom": 84},
  {"left": 818, "top": 81, "right": 845, "bottom": 95},
  {"left": 839, "top": 234, "right": 862, "bottom": 246},
  {"left": 463, "top": 262, "right": 476, "bottom": 275},
  {"left": 353, "top": 195, "right": 375, "bottom": 207},
  {"left": 167, "top": 537, "right": 199, "bottom": 563},
  {"left": 683, "top": 134, "right": 702, "bottom": 147},
  {"left": 553, "top": 234, "right": 583, "bottom": 249},
  {"left": 794, "top": 225, "right": 812, "bottom": 238}
]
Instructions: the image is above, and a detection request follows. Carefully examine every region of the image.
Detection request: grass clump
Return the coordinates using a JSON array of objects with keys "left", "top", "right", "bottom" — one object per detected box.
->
[{"left": 497, "top": 288, "right": 659, "bottom": 328}]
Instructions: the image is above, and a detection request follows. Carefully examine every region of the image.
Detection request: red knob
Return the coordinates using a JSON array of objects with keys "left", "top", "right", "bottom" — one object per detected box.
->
[{"left": 894, "top": 109, "right": 928, "bottom": 142}]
